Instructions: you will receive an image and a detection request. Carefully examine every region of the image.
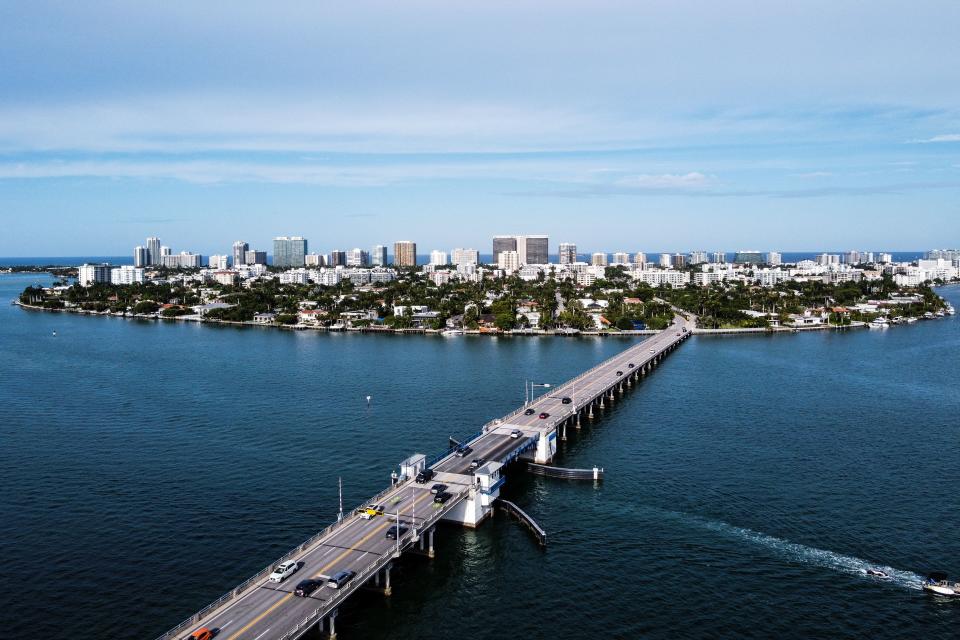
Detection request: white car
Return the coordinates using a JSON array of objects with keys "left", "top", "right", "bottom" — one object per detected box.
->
[{"left": 269, "top": 560, "right": 299, "bottom": 583}]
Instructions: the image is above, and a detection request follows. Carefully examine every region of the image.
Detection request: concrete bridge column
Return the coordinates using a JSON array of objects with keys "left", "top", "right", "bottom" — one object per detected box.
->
[
  {"left": 428, "top": 527, "right": 435, "bottom": 558},
  {"left": 599, "top": 395, "right": 605, "bottom": 409},
  {"left": 561, "top": 420, "right": 567, "bottom": 441},
  {"left": 588, "top": 403, "right": 594, "bottom": 418},
  {"left": 328, "top": 609, "right": 338, "bottom": 640},
  {"left": 384, "top": 563, "right": 393, "bottom": 596},
  {"left": 576, "top": 412, "right": 582, "bottom": 428}
]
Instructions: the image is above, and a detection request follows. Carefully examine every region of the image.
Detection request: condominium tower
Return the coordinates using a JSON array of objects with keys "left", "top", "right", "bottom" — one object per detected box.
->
[
  {"left": 558, "top": 243, "right": 577, "bottom": 264},
  {"left": 273, "top": 236, "right": 308, "bottom": 268},
  {"left": 394, "top": 241, "right": 417, "bottom": 267}
]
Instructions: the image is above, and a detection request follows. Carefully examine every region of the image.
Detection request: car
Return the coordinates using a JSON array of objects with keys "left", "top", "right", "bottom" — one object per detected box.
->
[
  {"left": 628, "top": 363, "right": 635, "bottom": 368},
  {"left": 430, "top": 483, "right": 448, "bottom": 494},
  {"left": 561, "top": 397, "right": 572, "bottom": 404},
  {"left": 455, "top": 446, "right": 473, "bottom": 457},
  {"left": 269, "top": 560, "right": 299, "bottom": 583},
  {"left": 294, "top": 578, "right": 324, "bottom": 597},
  {"left": 616, "top": 370, "right": 623, "bottom": 376},
  {"left": 649, "top": 348, "right": 655, "bottom": 353},
  {"left": 385, "top": 524, "right": 409, "bottom": 540},
  {"left": 360, "top": 503, "right": 383, "bottom": 520},
  {"left": 539, "top": 412, "right": 549, "bottom": 419},
  {"left": 524, "top": 408, "right": 535, "bottom": 415},
  {"left": 676, "top": 332, "right": 681, "bottom": 336},
  {"left": 469, "top": 457, "right": 486, "bottom": 470},
  {"left": 434, "top": 491, "right": 453, "bottom": 504},
  {"left": 415, "top": 468, "right": 434, "bottom": 483},
  {"left": 510, "top": 429, "right": 523, "bottom": 439},
  {"left": 682, "top": 327, "right": 688, "bottom": 333},
  {"left": 188, "top": 629, "right": 214, "bottom": 640},
  {"left": 328, "top": 570, "right": 356, "bottom": 589}
]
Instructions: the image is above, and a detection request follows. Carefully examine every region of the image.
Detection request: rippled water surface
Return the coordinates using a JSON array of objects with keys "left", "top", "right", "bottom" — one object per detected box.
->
[{"left": 1, "top": 274, "right": 958, "bottom": 639}]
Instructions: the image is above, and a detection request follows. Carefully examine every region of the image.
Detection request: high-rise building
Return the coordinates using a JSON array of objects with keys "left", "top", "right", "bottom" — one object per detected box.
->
[
  {"left": 329, "top": 250, "right": 346, "bottom": 267},
  {"left": 712, "top": 251, "right": 727, "bottom": 264},
  {"left": 394, "top": 241, "right": 417, "bottom": 267},
  {"left": 815, "top": 253, "right": 840, "bottom": 266},
  {"left": 371, "top": 245, "right": 389, "bottom": 267},
  {"left": 612, "top": 252, "right": 630, "bottom": 265},
  {"left": 347, "top": 248, "right": 369, "bottom": 267},
  {"left": 925, "top": 249, "right": 960, "bottom": 261},
  {"left": 633, "top": 252, "right": 647, "bottom": 267},
  {"left": 492, "top": 235, "right": 518, "bottom": 264},
  {"left": 209, "top": 255, "right": 230, "bottom": 270},
  {"left": 767, "top": 251, "right": 782, "bottom": 266},
  {"left": 591, "top": 252, "right": 608, "bottom": 267},
  {"left": 273, "top": 236, "right": 307, "bottom": 268},
  {"left": 245, "top": 250, "right": 267, "bottom": 265},
  {"left": 878, "top": 253, "right": 893, "bottom": 263},
  {"left": 110, "top": 265, "right": 145, "bottom": 284},
  {"left": 498, "top": 250, "right": 520, "bottom": 272},
  {"left": 689, "top": 250, "right": 709, "bottom": 265},
  {"left": 305, "top": 253, "right": 324, "bottom": 267},
  {"left": 671, "top": 253, "right": 687, "bottom": 269},
  {"left": 659, "top": 253, "right": 672, "bottom": 268},
  {"left": 520, "top": 235, "right": 549, "bottom": 264},
  {"left": 134, "top": 246, "right": 148, "bottom": 267},
  {"left": 146, "top": 237, "right": 161, "bottom": 266},
  {"left": 78, "top": 263, "right": 112, "bottom": 287},
  {"left": 451, "top": 248, "right": 479, "bottom": 266},
  {"left": 559, "top": 243, "right": 577, "bottom": 264},
  {"left": 160, "top": 246, "right": 171, "bottom": 258},
  {"left": 232, "top": 241, "right": 249, "bottom": 267},
  {"left": 429, "top": 250, "right": 448, "bottom": 266},
  {"left": 734, "top": 250, "right": 763, "bottom": 264}
]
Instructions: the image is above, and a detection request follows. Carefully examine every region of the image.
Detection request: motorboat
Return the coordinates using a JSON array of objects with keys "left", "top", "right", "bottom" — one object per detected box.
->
[
  {"left": 441, "top": 329, "right": 463, "bottom": 337},
  {"left": 868, "top": 318, "right": 890, "bottom": 329},
  {"left": 864, "top": 568, "right": 889, "bottom": 579},
  {"left": 923, "top": 572, "right": 960, "bottom": 597}
]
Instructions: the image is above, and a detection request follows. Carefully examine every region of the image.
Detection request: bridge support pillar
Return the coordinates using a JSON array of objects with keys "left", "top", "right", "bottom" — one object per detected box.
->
[
  {"left": 328, "top": 609, "right": 338, "bottom": 640},
  {"left": 576, "top": 412, "right": 581, "bottom": 428},
  {"left": 428, "top": 527, "right": 435, "bottom": 558},
  {"left": 588, "top": 403, "right": 594, "bottom": 418},
  {"left": 561, "top": 421, "right": 567, "bottom": 441},
  {"left": 598, "top": 396, "right": 605, "bottom": 409},
  {"left": 384, "top": 563, "right": 392, "bottom": 596}
]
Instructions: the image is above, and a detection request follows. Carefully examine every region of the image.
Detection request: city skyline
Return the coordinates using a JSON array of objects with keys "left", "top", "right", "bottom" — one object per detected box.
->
[{"left": 2, "top": 2, "right": 959, "bottom": 256}]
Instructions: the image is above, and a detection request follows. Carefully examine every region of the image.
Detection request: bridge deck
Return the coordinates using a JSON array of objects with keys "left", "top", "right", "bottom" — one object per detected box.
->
[{"left": 156, "top": 316, "right": 693, "bottom": 640}]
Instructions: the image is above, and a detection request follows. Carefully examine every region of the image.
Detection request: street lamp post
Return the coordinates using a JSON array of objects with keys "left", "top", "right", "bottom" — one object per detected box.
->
[{"left": 526, "top": 381, "right": 552, "bottom": 406}]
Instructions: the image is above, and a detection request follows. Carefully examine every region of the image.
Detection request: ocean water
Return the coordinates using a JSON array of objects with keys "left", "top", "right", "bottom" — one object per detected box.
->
[{"left": 0, "top": 273, "right": 957, "bottom": 639}]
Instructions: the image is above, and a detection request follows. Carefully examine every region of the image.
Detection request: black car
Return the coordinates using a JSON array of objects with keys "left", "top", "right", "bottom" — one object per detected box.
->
[
  {"left": 434, "top": 491, "right": 453, "bottom": 504},
  {"left": 561, "top": 397, "right": 572, "bottom": 404},
  {"left": 385, "top": 524, "right": 409, "bottom": 540},
  {"left": 430, "top": 483, "right": 448, "bottom": 495},
  {"left": 455, "top": 445, "right": 473, "bottom": 457},
  {"left": 415, "top": 468, "right": 434, "bottom": 483},
  {"left": 616, "top": 370, "right": 623, "bottom": 376},
  {"left": 628, "top": 363, "right": 635, "bottom": 368},
  {"left": 328, "top": 570, "right": 355, "bottom": 589},
  {"left": 524, "top": 408, "right": 536, "bottom": 415},
  {"left": 469, "top": 457, "right": 486, "bottom": 470},
  {"left": 294, "top": 578, "right": 324, "bottom": 597}
]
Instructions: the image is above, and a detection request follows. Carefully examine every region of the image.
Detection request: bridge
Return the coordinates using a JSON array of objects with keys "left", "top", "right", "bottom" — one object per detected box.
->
[{"left": 156, "top": 315, "right": 695, "bottom": 640}]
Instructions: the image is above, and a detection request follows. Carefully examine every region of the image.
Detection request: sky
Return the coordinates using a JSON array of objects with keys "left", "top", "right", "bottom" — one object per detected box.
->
[{"left": 1, "top": 0, "right": 959, "bottom": 256}]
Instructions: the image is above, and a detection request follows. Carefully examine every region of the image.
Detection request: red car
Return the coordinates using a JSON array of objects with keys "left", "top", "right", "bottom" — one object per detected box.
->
[
  {"left": 539, "top": 412, "right": 549, "bottom": 419},
  {"left": 188, "top": 628, "right": 214, "bottom": 640}
]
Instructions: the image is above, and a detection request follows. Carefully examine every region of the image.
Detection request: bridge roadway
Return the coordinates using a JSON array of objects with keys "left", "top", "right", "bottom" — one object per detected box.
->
[{"left": 158, "top": 315, "right": 694, "bottom": 640}]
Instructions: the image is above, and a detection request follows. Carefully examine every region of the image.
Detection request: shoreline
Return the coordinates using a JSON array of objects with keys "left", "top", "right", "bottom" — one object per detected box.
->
[{"left": 11, "top": 299, "right": 882, "bottom": 337}]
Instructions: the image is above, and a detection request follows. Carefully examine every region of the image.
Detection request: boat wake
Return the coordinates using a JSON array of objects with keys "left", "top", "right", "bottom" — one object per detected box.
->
[{"left": 679, "top": 512, "right": 925, "bottom": 591}]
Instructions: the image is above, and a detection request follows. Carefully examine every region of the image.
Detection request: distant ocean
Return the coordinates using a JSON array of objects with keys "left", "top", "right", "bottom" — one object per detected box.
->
[{"left": 0, "top": 252, "right": 927, "bottom": 268}]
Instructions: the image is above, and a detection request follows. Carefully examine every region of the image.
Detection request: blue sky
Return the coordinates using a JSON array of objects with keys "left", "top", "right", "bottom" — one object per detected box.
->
[{"left": 1, "top": 0, "right": 959, "bottom": 256}]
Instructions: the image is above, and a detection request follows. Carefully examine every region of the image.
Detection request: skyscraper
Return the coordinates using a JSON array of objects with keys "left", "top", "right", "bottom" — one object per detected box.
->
[
  {"left": 429, "top": 250, "right": 448, "bottom": 265},
  {"left": 498, "top": 250, "right": 520, "bottom": 272},
  {"left": 612, "top": 252, "right": 630, "bottom": 265},
  {"left": 233, "top": 241, "right": 249, "bottom": 267},
  {"left": 734, "top": 250, "right": 763, "bottom": 264},
  {"left": 371, "top": 245, "right": 388, "bottom": 267},
  {"left": 767, "top": 251, "right": 782, "bottom": 266},
  {"left": 592, "top": 252, "right": 608, "bottom": 266},
  {"left": 146, "top": 237, "right": 161, "bottom": 266},
  {"left": 671, "top": 253, "right": 687, "bottom": 269},
  {"left": 688, "top": 250, "right": 709, "bottom": 265},
  {"left": 273, "top": 237, "right": 308, "bottom": 268},
  {"left": 394, "top": 241, "right": 417, "bottom": 267},
  {"left": 558, "top": 242, "right": 577, "bottom": 264},
  {"left": 347, "top": 248, "right": 369, "bottom": 267},
  {"left": 245, "top": 250, "right": 267, "bottom": 265},
  {"left": 659, "top": 253, "right": 672, "bottom": 268},
  {"left": 492, "top": 236, "right": 518, "bottom": 264},
  {"left": 134, "top": 246, "right": 148, "bottom": 268},
  {"left": 633, "top": 252, "right": 647, "bottom": 267},
  {"left": 329, "top": 250, "right": 347, "bottom": 267}
]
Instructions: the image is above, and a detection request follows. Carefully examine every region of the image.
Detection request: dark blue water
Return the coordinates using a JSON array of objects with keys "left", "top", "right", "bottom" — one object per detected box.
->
[{"left": 1, "top": 273, "right": 957, "bottom": 639}]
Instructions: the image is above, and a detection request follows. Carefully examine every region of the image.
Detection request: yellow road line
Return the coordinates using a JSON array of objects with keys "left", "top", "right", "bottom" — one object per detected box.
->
[{"left": 226, "top": 489, "right": 432, "bottom": 640}]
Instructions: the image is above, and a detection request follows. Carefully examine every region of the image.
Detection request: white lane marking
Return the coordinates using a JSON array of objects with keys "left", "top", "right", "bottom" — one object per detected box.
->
[
  {"left": 253, "top": 629, "right": 271, "bottom": 640},
  {"left": 219, "top": 618, "right": 235, "bottom": 629}
]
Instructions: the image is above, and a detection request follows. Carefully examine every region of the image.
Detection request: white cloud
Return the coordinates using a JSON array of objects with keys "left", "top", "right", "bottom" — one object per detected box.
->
[
  {"left": 914, "top": 134, "right": 960, "bottom": 143},
  {"left": 614, "top": 172, "right": 715, "bottom": 189}
]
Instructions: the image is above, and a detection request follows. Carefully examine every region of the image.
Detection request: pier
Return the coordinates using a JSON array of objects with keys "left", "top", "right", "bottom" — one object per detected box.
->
[{"left": 154, "top": 315, "right": 694, "bottom": 640}]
